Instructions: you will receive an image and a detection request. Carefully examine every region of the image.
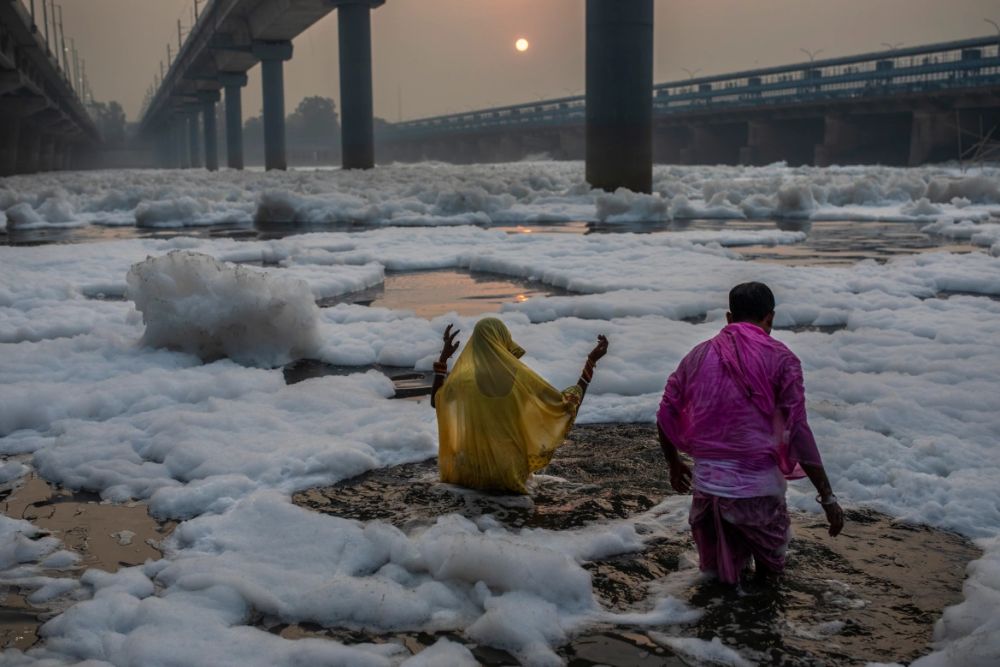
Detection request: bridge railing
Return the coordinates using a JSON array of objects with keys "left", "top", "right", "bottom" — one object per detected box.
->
[{"left": 385, "top": 35, "right": 1000, "bottom": 140}]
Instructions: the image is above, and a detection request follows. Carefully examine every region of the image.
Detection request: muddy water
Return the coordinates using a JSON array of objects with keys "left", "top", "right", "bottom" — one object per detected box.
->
[
  {"left": 293, "top": 424, "right": 977, "bottom": 666},
  {"left": 320, "top": 269, "right": 570, "bottom": 319},
  {"left": 0, "top": 475, "right": 171, "bottom": 650}
]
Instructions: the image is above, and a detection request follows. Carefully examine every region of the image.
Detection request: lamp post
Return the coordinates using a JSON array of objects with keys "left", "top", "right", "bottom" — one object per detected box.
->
[
  {"left": 682, "top": 67, "right": 701, "bottom": 80},
  {"left": 881, "top": 41, "right": 903, "bottom": 52},
  {"left": 799, "top": 48, "right": 823, "bottom": 63}
]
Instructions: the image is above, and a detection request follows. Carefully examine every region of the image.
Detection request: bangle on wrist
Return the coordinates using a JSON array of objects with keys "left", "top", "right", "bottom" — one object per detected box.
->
[{"left": 816, "top": 493, "right": 838, "bottom": 506}]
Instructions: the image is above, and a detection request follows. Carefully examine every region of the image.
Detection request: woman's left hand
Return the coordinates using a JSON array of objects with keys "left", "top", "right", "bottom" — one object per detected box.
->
[
  {"left": 588, "top": 335, "right": 609, "bottom": 363},
  {"left": 440, "top": 324, "right": 461, "bottom": 362}
]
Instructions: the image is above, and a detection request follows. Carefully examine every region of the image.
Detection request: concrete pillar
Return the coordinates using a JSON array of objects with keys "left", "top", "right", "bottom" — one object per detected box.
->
[
  {"left": 653, "top": 125, "right": 692, "bottom": 165},
  {"left": 16, "top": 128, "right": 41, "bottom": 173},
  {"left": 741, "top": 118, "right": 824, "bottom": 166},
  {"left": 690, "top": 123, "right": 747, "bottom": 165},
  {"left": 62, "top": 143, "right": 74, "bottom": 171},
  {"left": 0, "top": 116, "right": 20, "bottom": 176},
  {"left": 557, "top": 127, "right": 585, "bottom": 161},
  {"left": 585, "top": 0, "right": 653, "bottom": 193},
  {"left": 174, "top": 117, "right": 190, "bottom": 168},
  {"left": 816, "top": 113, "right": 912, "bottom": 166},
  {"left": 51, "top": 139, "right": 64, "bottom": 172},
  {"left": 909, "top": 110, "right": 967, "bottom": 166},
  {"left": 220, "top": 72, "right": 248, "bottom": 170},
  {"left": 199, "top": 91, "right": 221, "bottom": 171},
  {"left": 188, "top": 112, "right": 202, "bottom": 168},
  {"left": 253, "top": 41, "right": 293, "bottom": 171},
  {"left": 38, "top": 135, "right": 55, "bottom": 172},
  {"left": 335, "top": 1, "right": 383, "bottom": 169}
]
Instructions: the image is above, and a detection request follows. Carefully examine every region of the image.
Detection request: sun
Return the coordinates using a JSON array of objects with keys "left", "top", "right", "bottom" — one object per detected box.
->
[{"left": 515, "top": 38, "right": 530, "bottom": 53}]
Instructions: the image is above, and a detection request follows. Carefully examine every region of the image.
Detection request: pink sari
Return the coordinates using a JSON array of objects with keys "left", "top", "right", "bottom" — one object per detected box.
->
[{"left": 657, "top": 322, "right": 824, "bottom": 582}]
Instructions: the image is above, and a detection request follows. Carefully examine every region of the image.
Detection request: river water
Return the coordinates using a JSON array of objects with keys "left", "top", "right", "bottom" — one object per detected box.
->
[{"left": 0, "top": 216, "right": 984, "bottom": 663}]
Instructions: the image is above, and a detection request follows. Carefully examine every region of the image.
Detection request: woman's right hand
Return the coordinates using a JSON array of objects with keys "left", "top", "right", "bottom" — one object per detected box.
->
[
  {"left": 588, "top": 335, "right": 609, "bottom": 363},
  {"left": 440, "top": 324, "right": 461, "bottom": 363}
]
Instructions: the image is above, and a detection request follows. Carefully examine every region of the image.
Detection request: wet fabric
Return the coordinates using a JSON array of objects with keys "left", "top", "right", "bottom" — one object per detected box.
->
[
  {"left": 436, "top": 318, "right": 582, "bottom": 494},
  {"left": 690, "top": 490, "right": 792, "bottom": 584},
  {"left": 657, "top": 322, "right": 823, "bottom": 498}
]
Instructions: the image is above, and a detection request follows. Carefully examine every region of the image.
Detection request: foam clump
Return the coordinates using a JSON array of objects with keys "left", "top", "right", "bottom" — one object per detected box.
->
[
  {"left": 135, "top": 196, "right": 208, "bottom": 227},
  {"left": 649, "top": 634, "right": 755, "bottom": 667},
  {"left": 126, "top": 250, "right": 321, "bottom": 367}
]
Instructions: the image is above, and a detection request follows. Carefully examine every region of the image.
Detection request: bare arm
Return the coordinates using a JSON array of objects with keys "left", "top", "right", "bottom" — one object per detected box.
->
[
  {"left": 430, "top": 324, "right": 460, "bottom": 408},
  {"left": 657, "top": 423, "right": 692, "bottom": 494},
  {"left": 801, "top": 462, "right": 844, "bottom": 537},
  {"left": 575, "top": 335, "right": 609, "bottom": 399}
]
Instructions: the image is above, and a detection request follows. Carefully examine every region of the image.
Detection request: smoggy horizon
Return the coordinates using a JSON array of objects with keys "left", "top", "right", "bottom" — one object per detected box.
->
[{"left": 55, "top": 0, "right": 1000, "bottom": 123}]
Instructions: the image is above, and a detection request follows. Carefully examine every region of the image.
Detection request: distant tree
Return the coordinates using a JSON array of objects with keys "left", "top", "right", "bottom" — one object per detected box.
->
[
  {"left": 287, "top": 96, "right": 341, "bottom": 165},
  {"left": 92, "top": 101, "right": 127, "bottom": 147},
  {"left": 241, "top": 97, "right": 343, "bottom": 166}
]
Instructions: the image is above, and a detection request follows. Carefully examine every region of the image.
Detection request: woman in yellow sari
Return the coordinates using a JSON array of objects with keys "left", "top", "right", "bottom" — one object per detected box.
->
[{"left": 430, "top": 318, "right": 609, "bottom": 494}]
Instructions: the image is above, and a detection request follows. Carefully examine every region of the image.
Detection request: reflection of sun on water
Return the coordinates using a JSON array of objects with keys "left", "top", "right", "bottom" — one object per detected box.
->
[
  {"left": 515, "top": 38, "right": 530, "bottom": 52},
  {"left": 516, "top": 294, "right": 529, "bottom": 303}
]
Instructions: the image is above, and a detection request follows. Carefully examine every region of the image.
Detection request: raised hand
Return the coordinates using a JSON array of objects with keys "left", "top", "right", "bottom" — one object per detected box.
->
[
  {"left": 588, "top": 335, "right": 609, "bottom": 363},
  {"left": 439, "top": 324, "right": 461, "bottom": 363}
]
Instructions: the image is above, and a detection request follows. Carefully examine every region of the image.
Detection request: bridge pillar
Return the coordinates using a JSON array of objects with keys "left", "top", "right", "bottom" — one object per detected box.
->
[
  {"left": 199, "top": 90, "right": 221, "bottom": 172},
  {"left": 188, "top": 112, "right": 203, "bottom": 168},
  {"left": 253, "top": 41, "right": 293, "bottom": 171},
  {"left": 816, "top": 113, "right": 912, "bottom": 166},
  {"left": 52, "top": 140, "right": 66, "bottom": 172},
  {"left": 16, "top": 125, "right": 41, "bottom": 174},
  {"left": 690, "top": 123, "right": 747, "bottom": 165},
  {"left": 38, "top": 134, "right": 55, "bottom": 172},
  {"left": 334, "top": 1, "right": 384, "bottom": 169},
  {"left": 653, "top": 125, "right": 692, "bottom": 164},
  {"left": 741, "top": 118, "right": 824, "bottom": 166},
  {"left": 0, "top": 116, "right": 19, "bottom": 176},
  {"left": 220, "top": 73, "right": 248, "bottom": 170},
  {"left": 557, "top": 127, "right": 585, "bottom": 160},
  {"left": 585, "top": 0, "right": 653, "bottom": 193},
  {"left": 173, "top": 117, "right": 190, "bottom": 168}
]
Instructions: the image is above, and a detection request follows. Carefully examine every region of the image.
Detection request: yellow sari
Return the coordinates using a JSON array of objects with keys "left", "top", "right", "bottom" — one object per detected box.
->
[{"left": 435, "top": 318, "right": 582, "bottom": 494}]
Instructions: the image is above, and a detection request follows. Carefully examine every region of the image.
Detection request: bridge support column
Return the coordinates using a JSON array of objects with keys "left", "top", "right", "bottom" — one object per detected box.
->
[
  {"left": 653, "top": 125, "right": 692, "bottom": 164},
  {"left": 16, "top": 126, "right": 40, "bottom": 174},
  {"left": 906, "top": 110, "right": 992, "bottom": 166},
  {"left": 174, "top": 117, "right": 190, "bottom": 168},
  {"left": 253, "top": 41, "right": 293, "bottom": 171},
  {"left": 334, "top": 1, "right": 383, "bottom": 169},
  {"left": 0, "top": 116, "right": 19, "bottom": 176},
  {"left": 52, "top": 140, "right": 66, "bottom": 172},
  {"left": 816, "top": 113, "right": 911, "bottom": 166},
  {"left": 199, "top": 91, "right": 221, "bottom": 172},
  {"left": 690, "top": 123, "right": 746, "bottom": 165},
  {"left": 188, "top": 112, "right": 203, "bottom": 168},
  {"left": 38, "top": 135, "right": 55, "bottom": 172},
  {"left": 220, "top": 73, "right": 248, "bottom": 170},
  {"left": 585, "top": 0, "right": 653, "bottom": 193},
  {"left": 741, "top": 118, "right": 824, "bottom": 166},
  {"left": 557, "top": 127, "right": 585, "bottom": 160}
]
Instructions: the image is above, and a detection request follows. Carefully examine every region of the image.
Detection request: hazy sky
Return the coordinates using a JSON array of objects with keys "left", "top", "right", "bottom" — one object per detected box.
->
[{"left": 57, "top": 0, "right": 1000, "bottom": 123}]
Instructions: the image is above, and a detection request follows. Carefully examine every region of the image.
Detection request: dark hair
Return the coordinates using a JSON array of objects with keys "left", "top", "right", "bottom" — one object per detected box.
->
[{"left": 729, "top": 282, "right": 775, "bottom": 322}]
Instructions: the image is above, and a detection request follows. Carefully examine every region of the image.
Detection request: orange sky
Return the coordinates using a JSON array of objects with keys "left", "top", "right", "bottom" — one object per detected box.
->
[{"left": 54, "top": 0, "right": 1000, "bottom": 122}]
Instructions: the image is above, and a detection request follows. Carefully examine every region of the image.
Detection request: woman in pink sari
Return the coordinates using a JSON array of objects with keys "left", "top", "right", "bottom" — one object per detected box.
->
[{"left": 657, "top": 282, "right": 844, "bottom": 585}]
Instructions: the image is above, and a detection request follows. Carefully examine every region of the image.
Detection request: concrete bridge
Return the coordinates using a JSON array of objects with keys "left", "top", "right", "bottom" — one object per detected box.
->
[
  {"left": 139, "top": 0, "right": 385, "bottom": 172},
  {"left": 141, "top": 0, "right": 655, "bottom": 192},
  {"left": 382, "top": 35, "right": 1000, "bottom": 168},
  {"left": 0, "top": 0, "right": 100, "bottom": 176}
]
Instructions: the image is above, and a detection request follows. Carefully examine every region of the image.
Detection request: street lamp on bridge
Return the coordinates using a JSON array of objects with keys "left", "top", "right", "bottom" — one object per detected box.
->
[{"left": 799, "top": 48, "right": 824, "bottom": 63}]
